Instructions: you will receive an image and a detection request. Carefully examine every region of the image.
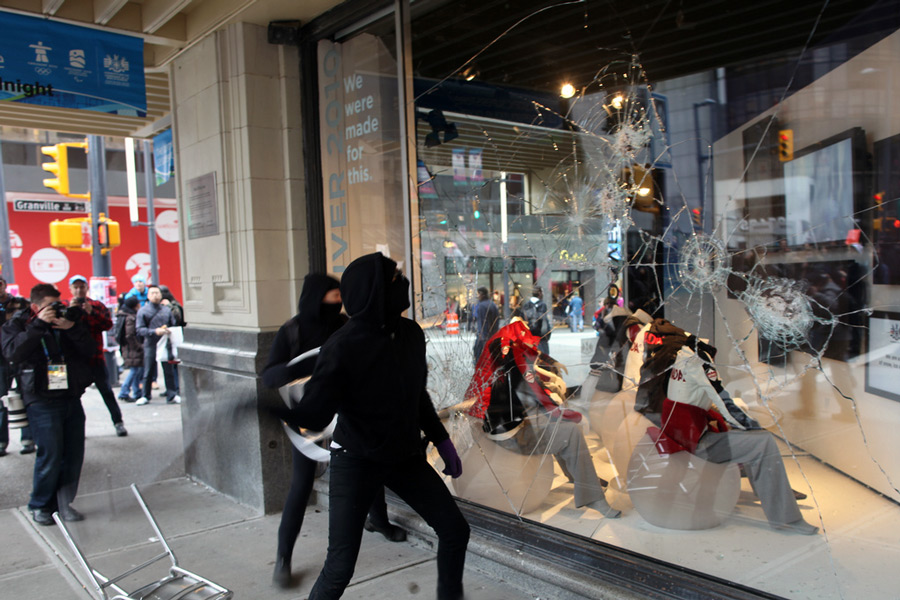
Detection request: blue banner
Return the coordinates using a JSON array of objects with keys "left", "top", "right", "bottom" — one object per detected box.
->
[
  {"left": 153, "top": 129, "right": 174, "bottom": 185},
  {"left": 0, "top": 11, "right": 146, "bottom": 115}
]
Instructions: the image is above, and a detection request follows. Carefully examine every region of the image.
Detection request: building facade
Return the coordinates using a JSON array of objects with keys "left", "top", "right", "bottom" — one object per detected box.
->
[{"left": 160, "top": 1, "right": 900, "bottom": 598}]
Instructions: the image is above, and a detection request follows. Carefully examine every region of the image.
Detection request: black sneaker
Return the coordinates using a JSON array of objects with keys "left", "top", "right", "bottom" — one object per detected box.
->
[
  {"left": 31, "top": 509, "right": 55, "bottom": 526},
  {"left": 20, "top": 442, "right": 36, "bottom": 455},
  {"left": 115, "top": 422, "right": 128, "bottom": 437},
  {"left": 364, "top": 518, "right": 408, "bottom": 542},
  {"left": 0, "top": 446, "right": 7, "bottom": 457}
]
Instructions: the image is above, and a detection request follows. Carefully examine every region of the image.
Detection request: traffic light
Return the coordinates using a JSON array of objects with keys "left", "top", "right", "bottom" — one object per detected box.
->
[
  {"left": 96, "top": 213, "right": 121, "bottom": 249},
  {"left": 778, "top": 129, "right": 794, "bottom": 162},
  {"left": 49, "top": 218, "right": 86, "bottom": 249},
  {"left": 49, "top": 214, "right": 121, "bottom": 254},
  {"left": 691, "top": 207, "right": 703, "bottom": 228},
  {"left": 40, "top": 142, "right": 90, "bottom": 198},
  {"left": 41, "top": 144, "right": 70, "bottom": 196}
]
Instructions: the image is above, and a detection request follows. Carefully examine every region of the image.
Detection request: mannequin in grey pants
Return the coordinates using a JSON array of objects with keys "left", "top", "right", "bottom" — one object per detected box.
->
[
  {"left": 496, "top": 414, "right": 619, "bottom": 516},
  {"left": 694, "top": 430, "right": 815, "bottom": 533}
]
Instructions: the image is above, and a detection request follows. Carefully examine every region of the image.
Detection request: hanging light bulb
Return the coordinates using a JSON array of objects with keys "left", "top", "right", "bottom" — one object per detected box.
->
[
  {"left": 560, "top": 83, "right": 576, "bottom": 99},
  {"left": 610, "top": 93, "right": 625, "bottom": 110}
]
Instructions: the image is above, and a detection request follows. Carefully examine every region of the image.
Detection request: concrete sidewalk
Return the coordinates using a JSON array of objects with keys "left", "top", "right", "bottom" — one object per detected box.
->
[{"left": 1, "top": 477, "right": 542, "bottom": 599}]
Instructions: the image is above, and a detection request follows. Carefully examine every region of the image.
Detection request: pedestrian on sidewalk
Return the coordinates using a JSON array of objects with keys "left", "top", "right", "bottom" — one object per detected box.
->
[
  {"left": 68, "top": 275, "right": 127, "bottom": 437},
  {"left": 0, "top": 278, "right": 34, "bottom": 456},
  {"left": 472, "top": 286, "right": 499, "bottom": 364},
  {"left": 135, "top": 286, "right": 180, "bottom": 405},
  {"left": 286, "top": 253, "right": 469, "bottom": 600},
  {"left": 115, "top": 295, "right": 144, "bottom": 402},
  {"left": 1, "top": 283, "right": 95, "bottom": 525},
  {"left": 158, "top": 285, "right": 183, "bottom": 399},
  {"left": 263, "top": 273, "right": 406, "bottom": 589},
  {"left": 567, "top": 291, "right": 584, "bottom": 332}
]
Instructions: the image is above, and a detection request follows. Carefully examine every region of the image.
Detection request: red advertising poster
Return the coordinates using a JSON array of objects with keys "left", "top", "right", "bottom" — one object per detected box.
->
[{"left": 3, "top": 192, "right": 182, "bottom": 303}]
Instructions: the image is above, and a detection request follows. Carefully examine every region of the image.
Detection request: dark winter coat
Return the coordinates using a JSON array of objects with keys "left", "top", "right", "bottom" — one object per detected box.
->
[
  {"left": 1, "top": 308, "right": 95, "bottom": 406},
  {"left": 118, "top": 307, "right": 143, "bottom": 368},
  {"left": 136, "top": 302, "right": 176, "bottom": 348},
  {"left": 291, "top": 253, "right": 449, "bottom": 462},
  {"left": 261, "top": 274, "right": 345, "bottom": 389}
]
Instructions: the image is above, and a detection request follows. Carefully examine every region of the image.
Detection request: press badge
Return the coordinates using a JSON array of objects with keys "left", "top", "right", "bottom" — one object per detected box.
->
[{"left": 47, "top": 363, "right": 69, "bottom": 390}]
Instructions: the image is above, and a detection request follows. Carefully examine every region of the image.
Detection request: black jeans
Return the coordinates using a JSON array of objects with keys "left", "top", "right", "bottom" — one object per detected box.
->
[
  {"left": 142, "top": 344, "right": 177, "bottom": 401},
  {"left": 26, "top": 398, "right": 85, "bottom": 511},
  {"left": 309, "top": 450, "right": 469, "bottom": 600},
  {"left": 91, "top": 362, "right": 122, "bottom": 425},
  {"left": 277, "top": 446, "right": 395, "bottom": 562}
]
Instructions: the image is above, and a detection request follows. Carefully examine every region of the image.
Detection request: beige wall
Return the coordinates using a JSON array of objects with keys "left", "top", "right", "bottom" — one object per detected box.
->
[
  {"left": 170, "top": 22, "right": 309, "bottom": 332},
  {"left": 713, "top": 31, "right": 900, "bottom": 502}
]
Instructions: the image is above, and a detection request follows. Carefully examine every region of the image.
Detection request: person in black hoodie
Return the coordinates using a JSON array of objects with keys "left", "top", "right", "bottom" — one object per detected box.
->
[
  {"left": 1, "top": 283, "right": 95, "bottom": 525},
  {"left": 286, "top": 253, "right": 469, "bottom": 600},
  {"left": 262, "top": 273, "right": 406, "bottom": 589}
]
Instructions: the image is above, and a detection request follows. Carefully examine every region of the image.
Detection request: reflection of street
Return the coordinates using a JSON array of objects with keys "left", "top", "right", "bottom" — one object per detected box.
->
[{"left": 424, "top": 328, "right": 596, "bottom": 409}]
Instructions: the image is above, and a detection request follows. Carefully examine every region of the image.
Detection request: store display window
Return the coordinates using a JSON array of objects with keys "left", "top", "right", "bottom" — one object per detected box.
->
[{"left": 315, "top": 2, "right": 900, "bottom": 597}]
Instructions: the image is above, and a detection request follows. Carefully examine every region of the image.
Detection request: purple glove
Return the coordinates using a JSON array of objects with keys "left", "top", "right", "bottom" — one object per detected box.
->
[{"left": 436, "top": 439, "right": 462, "bottom": 479}]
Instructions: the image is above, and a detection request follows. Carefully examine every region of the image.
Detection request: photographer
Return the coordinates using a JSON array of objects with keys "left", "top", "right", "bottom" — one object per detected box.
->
[
  {"left": 1, "top": 283, "right": 95, "bottom": 526},
  {"left": 0, "top": 277, "right": 34, "bottom": 456},
  {"left": 68, "top": 275, "right": 127, "bottom": 437}
]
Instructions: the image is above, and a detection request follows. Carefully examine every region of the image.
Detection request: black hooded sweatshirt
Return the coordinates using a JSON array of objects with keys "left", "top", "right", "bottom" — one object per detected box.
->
[
  {"left": 261, "top": 274, "right": 346, "bottom": 389},
  {"left": 291, "top": 253, "right": 448, "bottom": 462}
]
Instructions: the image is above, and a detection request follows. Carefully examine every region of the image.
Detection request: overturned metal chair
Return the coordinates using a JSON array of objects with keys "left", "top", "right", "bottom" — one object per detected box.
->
[{"left": 53, "top": 483, "right": 233, "bottom": 600}]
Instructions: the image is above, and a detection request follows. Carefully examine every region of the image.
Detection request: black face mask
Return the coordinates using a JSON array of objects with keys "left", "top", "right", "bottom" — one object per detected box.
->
[
  {"left": 320, "top": 302, "right": 342, "bottom": 321},
  {"left": 385, "top": 275, "right": 410, "bottom": 317}
]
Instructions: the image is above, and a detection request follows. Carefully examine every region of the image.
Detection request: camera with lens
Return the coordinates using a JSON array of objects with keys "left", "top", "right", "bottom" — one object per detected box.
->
[{"left": 50, "top": 301, "right": 83, "bottom": 321}]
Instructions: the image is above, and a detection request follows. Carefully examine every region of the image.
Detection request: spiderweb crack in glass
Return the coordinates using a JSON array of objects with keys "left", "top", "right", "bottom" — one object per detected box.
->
[
  {"left": 739, "top": 277, "right": 816, "bottom": 350},
  {"left": 677, "top": 234, "right": 730, "bottom": 293}
]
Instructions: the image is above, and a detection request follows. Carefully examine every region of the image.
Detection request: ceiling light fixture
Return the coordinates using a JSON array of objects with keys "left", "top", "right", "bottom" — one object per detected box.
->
[{"left": 560, "top": 83, "right": 576, "bottom": 99}]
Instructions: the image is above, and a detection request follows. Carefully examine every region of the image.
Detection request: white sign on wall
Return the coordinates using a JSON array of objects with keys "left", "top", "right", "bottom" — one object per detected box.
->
[
  {"left": 29, "top": 247, "right": 70, "bottom": 283},
  {"left": 155, "top": 209, "right": 179, "bottom": 243},
  {"left": 866, "top": 311, "right": 900, "bottom": 402}
]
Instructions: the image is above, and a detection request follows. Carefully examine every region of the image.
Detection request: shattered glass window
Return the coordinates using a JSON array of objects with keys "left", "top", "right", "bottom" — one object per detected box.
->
[{"left": 321, "top": 1, "right": 900, "bottom": 597}]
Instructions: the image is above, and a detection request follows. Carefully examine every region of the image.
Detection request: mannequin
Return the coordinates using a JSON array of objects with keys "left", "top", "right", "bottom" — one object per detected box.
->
[{"left": 467, "top": 321, "right": 620, "bottom": 517}]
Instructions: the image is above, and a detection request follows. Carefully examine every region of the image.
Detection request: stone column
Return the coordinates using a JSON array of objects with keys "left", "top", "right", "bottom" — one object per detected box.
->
[{"left": 169, "top": 22, "right": 308, "bottom": 513}]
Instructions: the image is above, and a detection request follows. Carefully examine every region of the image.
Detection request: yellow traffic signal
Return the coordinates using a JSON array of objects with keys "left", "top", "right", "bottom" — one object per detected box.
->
[
  {"left": 49, "top": 214, "right": 121, "bottom": 254},
  {"left": 40, "top": 142, "right": 90, "bottom": 199},
  {"left": 49, "top": 218, "right": 87, "bottom": 249},
  {"left": 41, "top": 144, "right": 70, "bottom": 196},
  {"left": 97, "top": 213, "right": 121, "bottom": 249},
  {"left": 778, "top": 129, "right": 794, "bottom": 162}
]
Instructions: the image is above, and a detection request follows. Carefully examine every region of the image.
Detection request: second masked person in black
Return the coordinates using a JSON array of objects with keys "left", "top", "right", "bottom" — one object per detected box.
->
[
  {"left": 262, "top": 273, "right": 406, "bottom": 589},
  {"left": 288, "top": 253, "right": 469, "bottom": 600}
]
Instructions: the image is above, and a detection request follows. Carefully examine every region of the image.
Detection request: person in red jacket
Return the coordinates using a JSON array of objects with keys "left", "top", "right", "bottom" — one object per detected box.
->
[{"left": 68, "top": 275, "right": 126, "bottom": 437}]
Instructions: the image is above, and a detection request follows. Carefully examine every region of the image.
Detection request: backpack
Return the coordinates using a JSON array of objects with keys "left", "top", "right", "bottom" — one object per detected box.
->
[
  {"left": 522, "top": 301, "right": 544, "bottom": 337},
  {"left": 113, "top": 313, "right": 128, "bottom": 347}
]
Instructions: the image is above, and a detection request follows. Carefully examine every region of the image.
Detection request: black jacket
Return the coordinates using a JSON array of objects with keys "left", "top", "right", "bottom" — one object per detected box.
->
[
  {"left": 261, "top": 274, "right": 345, "bottom": 389},
  {"left": 1, "top": 309, "right": 95, "bottom": 405},
  {"left": 292, "top": 253, "right": 448, "bottom": 462},
  {"left": 136, "top": 302, "right": 175, "bottom": 347},
  {"left": 117, "top": 306, "right": 144, "bottom": 368}
]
